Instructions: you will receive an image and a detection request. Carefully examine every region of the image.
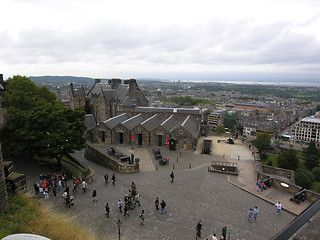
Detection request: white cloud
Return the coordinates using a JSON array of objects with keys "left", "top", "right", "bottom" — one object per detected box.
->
[{"left": 1, "top": 0, "right": 320, "bottom": 79}]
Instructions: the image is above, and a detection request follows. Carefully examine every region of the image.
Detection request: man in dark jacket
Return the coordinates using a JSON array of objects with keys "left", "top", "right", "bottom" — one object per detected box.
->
[{"left": 196, "top": 220, "right": 202, "bottom": 238}]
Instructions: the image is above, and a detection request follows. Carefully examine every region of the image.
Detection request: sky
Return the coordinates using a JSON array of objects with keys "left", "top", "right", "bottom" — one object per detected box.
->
[{"left": 1, "top": 0, "right": 320, "bottom": 82}]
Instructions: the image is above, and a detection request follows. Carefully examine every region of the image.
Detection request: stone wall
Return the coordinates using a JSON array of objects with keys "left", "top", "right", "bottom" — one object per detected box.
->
[
  {"left": 84, "top": 144, "right": 139, "bottom": 174},
  {"left": 262, "top": 165, "right": 295, "bottom": 184}
]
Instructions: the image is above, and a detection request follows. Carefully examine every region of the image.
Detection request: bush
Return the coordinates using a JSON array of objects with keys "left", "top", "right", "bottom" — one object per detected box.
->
[
  {"left": 267, "top": 160, "right": 273, "bottom": 166},
  {"left": 295, "top": 169, "right": 315, "bottom": 189},
  {"left": 312, "top": 167, "right": 320, "bottom": 181},
  {"left": 260, "top": 152, "right": 267, "bottom": 161}
]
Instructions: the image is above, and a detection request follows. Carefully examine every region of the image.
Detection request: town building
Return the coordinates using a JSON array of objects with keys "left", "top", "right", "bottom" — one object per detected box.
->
[{"left": 294, "top": 114, "right": 320, "bottom": 145}]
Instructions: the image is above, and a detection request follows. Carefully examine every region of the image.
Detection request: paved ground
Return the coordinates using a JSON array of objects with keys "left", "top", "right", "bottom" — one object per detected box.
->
[{"left": 12, "top": 137, "right": 307, "bottom": 240}]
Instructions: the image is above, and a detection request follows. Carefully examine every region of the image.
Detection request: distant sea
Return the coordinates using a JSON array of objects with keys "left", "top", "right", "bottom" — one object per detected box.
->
[{"left": 170, "top": 79, "right": 320, "bottom": 87}]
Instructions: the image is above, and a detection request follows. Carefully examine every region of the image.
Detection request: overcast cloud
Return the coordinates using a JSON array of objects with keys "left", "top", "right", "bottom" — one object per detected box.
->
[{"left": 1, "top": 0, "right": 320, "bottom": 81}]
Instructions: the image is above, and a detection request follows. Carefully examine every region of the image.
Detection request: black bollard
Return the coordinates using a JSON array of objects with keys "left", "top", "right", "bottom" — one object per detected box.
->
[
  {"left": 173, "top": 164, "right": 175, "bottom": 169},
  {"left": 177, "top": 157, "right": 178, "bottom": 163}
]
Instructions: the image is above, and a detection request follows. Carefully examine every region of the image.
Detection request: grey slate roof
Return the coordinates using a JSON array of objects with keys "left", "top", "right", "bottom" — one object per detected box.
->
[
  {"left": 73, "top": 86, "right": 85, "bottom": 96},
  {"left": 161, "top": 115, "right": 179, "bottom": 132},
  {"left": 121, "top": 96, "right": 137, "bottom": 106},
  {"left": 177, "top": 108, "right": 200, "bottom": 115},
  {"left": 103, "top": 113, "right": 130, "bottom": 129},
  {"left": 103, "top": 89, "right": 116, "bottom": 102},
  {"left": 115, "top": 84, "right": 129, "bottom": 102},
  {"left": 141, "top": 114, "right": 163, "bottom": 131},
  {"left": 122, "top": 114, "right": 146, "bottom": 130},
  {"left": 181, "top": 115, "right": 199, "bottom": 138},
  {"left": 85, "top": 114, "right": 97, "bottom": 130},
  {"left": 87, "top": 82, "right": 111, "bottom": 97}
]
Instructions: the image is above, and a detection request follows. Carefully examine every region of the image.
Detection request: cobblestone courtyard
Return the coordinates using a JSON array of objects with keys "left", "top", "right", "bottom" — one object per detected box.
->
[{"left": 14, "top": 137, "right": 297, "bottom": 240}]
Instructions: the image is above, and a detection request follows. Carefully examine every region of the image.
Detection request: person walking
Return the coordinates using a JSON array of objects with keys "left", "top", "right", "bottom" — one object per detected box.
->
[
  {"left": 222, "top": 225, "right": 227, "bottom": 240},
  {"left": 140, "top": 209, "right": 145, "bottom": 226},
  {"left": 275, "top": 201, "right": 282, "bottom": 214},
  {"left": 104, "top": 173, "right": 108, "bottom": 183},
  {"left": 92, "top": 188, "right": 97, "bottom": 201},
  {"left": 160, "top": 200, "right": 167, "bottom": 214},
  {"left": 155, "top": 197, "right": 159, "bottom": 210},
  {"left": 196, "top": 220, "right": 202, "bottom": 238},
  {"left": 254, "top": 206, "right": 259, "bottom": 220},
  {"left": 105, "top": 203, "right": 110, "bottom": 218},
  {"left": 118, "top": 199, "right": 123, "bottom": 212},
  {"left": 134, "top": 192, "right": 141, "bottom": 207},
  {"left": 248, "top": 209, "right": 253, "bottom": 223},
  {"left": 82, "top": 180, "right": 87, "bottom": 193},
  {"left": 52, "top": 185, "right": 57, "bottom": 197},
  {"left": 123, "top": 203, "right": 130, "bottom": 217},
  {"left": 112, "top": 173, "right": 116, "bottom": 184},
  {"left": 34, "top": 182, "right": 39, "bottom": 196},
  {"left": 170, "top": 172, "right": 174, "bottom": 182}
]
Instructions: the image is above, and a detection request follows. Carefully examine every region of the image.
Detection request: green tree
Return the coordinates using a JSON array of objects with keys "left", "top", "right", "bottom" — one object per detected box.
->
[
  {"left": 277, "top": 148, "right": 298, "bottom": 171},
  {"left": 223, "top": 112, "right": 237, "bottom": 130},
  {"left": 303, "top": 141, "right": 319, "bottom": 157},
  {"left": 295, "top": 170, "right": 314, "bottom": 189},
  {"left": 254, "top": 132, "right": 271, "bottom": 153},
  {"left": 2, "top": 76, "right": 85, "bottom": 169},
  {"left": 214, "top": 125, "right": 226, "bottom": 134},
  {"left": 311, "top": 167, "right": 320, "bottom": 181},
  {"left": 305, "top": 154, "right": 319, "bottom": 170}
]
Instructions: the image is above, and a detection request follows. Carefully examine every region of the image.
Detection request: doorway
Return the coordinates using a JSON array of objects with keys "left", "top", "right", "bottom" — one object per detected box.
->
[
  {"left": 158, "top": 135, "right": 163, "bottom": 146},
  {"left": 119, "top": 132, "right": 124, "bottom": 144},
  {"left": 138, "top": 134, "right": 143, "bottom": 146}
]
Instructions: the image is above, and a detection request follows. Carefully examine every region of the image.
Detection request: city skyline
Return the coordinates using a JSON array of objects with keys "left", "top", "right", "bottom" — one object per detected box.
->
[{"left": 1, "top": 0, "right": 320, "bottom": 82}]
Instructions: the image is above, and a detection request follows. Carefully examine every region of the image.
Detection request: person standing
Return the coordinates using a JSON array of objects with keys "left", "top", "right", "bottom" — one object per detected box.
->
[
  {"left": 160, "top": 200, "right": 167, "bottom": 214},
  {"left": 52, "top": 185, "right": 57, "bottom": 198},
  {"left": 254, "top": 206, "right": 259, "bottom": 220},
  {"left": 275, "top": 201, "right": 282, "bottom": 214},
  {"left": 248, "top": 209, "right": 253, "bottom": 223},
  {"left": 118, "top": 199, "right": 123, "bottom": 213},
  {"left": 82, "top": 180, "right": 87, "bottom": 193},
  {"left": 155, "top": 197, "right": 159, "bottom": 210},
  {"left": 131, "top": 153, "right": 134, "bottom": 164},
  {"left": 105, "top": 203, "right": 110, "bottom": 218},
  {"left": 196, "top": 220, "right": 202, "bottom": 238},
  {"left": 222, "top": 225, "right": 227, "bottom": 240},
  {"left": 260, "top": 182, "right": 265, "bottom": 193},
  {"left": 123, "top": 203, "right": 130, "bottom": 217},
  {"left": 170, "top": 172, "right": 174, "bottom": 182},
  {"left": 256, "top": 179, "right": 261, "bottom": 191},
  {"left": 112, "top": 173, "right": 116, "bottom": 184},
  {"left": 104, "top": 173, "right": 108, "bottom": 183},
  {"left": 140, "top": 209, "right": 145, "bottom": 226},
  {"left": 92, "top": 188, "right": 97, "bottom": 201},
  {"left": 212, "top": 233, "right": 218, "bottom": 240},
  {"left": 34, "top": 182, "right": 39, "bottom": 196}
]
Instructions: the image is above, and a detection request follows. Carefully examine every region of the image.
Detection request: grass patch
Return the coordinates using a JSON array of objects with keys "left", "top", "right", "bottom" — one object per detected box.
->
[
  {"left": 0, "top": 193, "right": 102, "bottom": 240},
  {"left": 61, "top": 155, "right": 87, "bottom": 173},
  {"left": 262, "top": 154, "right": 278, "bottom": 167}
]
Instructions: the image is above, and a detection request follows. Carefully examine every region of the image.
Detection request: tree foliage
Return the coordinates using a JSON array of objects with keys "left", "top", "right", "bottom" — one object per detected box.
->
[
  {"left": 277, "top": 148, "right": 298, "bottom": 171},
  {"left": 303, "top": 141, "right": 320, "bottom": 170},
  {"left": 295, "top": 169, "right": 315, "bottom": 189},
  {"left": 223, "top": 112, "right": 237, "bottom": 130},
  {"left": 254, "top": 132, "right": 271, "bottom": 152},
  {"left": 311, "top": 167, "right": 320, "bottom": 182},
  {"left": 1, "top": 76, "right": 85, "bottom": 167},
  {"left": 214, "top": 125, "right": 226, "bottom": 134}
]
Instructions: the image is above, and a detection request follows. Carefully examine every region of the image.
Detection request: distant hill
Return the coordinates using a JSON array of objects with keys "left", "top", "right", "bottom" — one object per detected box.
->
[{"left": 29, "top": 76, "right": 96, "bottom": 85}]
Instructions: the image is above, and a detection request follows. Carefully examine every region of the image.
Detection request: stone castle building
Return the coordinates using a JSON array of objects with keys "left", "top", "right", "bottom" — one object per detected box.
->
[{"left": 70, "top": 78, "right": 148, "bottom": 123}]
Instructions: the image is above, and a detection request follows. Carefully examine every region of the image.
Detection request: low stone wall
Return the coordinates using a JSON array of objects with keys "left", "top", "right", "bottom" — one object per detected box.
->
[
  {"left": 262, "top": 165, "right": 295, "bottom": 184},
  {"left": 84, "top": 144, "right": 139, "bottom": 174},
  {"left": 6, "top": 172, "right": 27, "bottom": 193}
]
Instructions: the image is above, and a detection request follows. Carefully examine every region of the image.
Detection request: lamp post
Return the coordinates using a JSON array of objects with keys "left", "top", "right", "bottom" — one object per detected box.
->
[{"left": 116, "top": 219, "right": 122, "bottom": 240}]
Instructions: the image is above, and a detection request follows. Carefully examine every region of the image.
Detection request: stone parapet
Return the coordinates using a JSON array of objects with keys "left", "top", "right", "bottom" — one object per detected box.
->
[{"left": 84, "top": 144, "right": 139, "bottom": 174}]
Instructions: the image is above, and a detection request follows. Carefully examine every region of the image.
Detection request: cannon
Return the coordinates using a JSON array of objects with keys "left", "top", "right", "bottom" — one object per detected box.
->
[
  {"left": 262, "top": 177, "right": 273, "bottom": 189},
  {"left": 290, "top": 189, "right": 307, "bottom": 204},
  {"left": 120, "top": 155, "right": 130, "bottom": 162}
]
